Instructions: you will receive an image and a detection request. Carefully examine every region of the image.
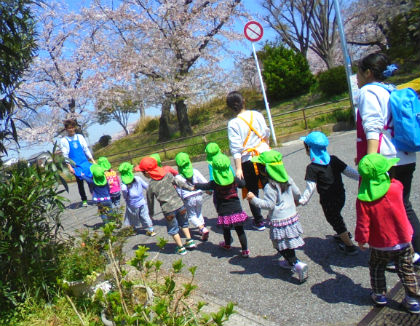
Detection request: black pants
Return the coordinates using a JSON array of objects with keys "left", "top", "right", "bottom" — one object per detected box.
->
[
  {"left": 320, "top": 194, "right": 348, "bottom": 235},
  {"left": 279, "top": 248, "right": 298, "bottom": 266},
  {"left": 76, "top": 176, "right": 92, "bottom": 202},
  {"left": 223, "top": 226, "right": 247, "bottom": 250},
  {"left": 389, "top": 163, "right": 420, "bottom": 254},
  {"left": 242, "top": 160, "right": 268, "bottom": 224}
]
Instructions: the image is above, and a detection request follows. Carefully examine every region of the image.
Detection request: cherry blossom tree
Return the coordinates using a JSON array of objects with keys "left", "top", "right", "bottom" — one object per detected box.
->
[
  {"left": 82, "top": 0, "right": 246, "bottom": 140},
  {"left": 263, "top": 0, "right": 339, "bottom": 69}
]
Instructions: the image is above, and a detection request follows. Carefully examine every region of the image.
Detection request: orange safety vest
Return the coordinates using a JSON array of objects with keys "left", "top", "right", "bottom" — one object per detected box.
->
[{"left": 237, "top": 111, "right": 270, "bottom": 198}]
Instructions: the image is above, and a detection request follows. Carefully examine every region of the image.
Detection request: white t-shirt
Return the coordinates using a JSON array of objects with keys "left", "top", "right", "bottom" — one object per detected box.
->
[{"left": 59, "top": 134, "right": 93, "bottom": 161}]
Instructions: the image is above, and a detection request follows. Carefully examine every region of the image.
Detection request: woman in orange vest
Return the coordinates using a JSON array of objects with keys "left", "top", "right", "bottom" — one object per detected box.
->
[{"left": 227, "top": 91, "right": 271, "bottom": 231}]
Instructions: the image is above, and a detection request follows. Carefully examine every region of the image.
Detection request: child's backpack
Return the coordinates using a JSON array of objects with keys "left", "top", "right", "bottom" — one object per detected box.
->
[{"left": 373, "top": 83, "right": 420, "bottom": 152}]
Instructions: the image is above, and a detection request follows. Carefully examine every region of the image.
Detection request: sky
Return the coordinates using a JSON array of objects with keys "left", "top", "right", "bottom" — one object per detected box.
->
[{"left": 10, "top": 0, "right": 277, "bottom": 161}]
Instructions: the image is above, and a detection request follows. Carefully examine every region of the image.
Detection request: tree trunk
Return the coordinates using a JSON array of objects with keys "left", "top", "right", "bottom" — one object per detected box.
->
[
  {"left": 175, "top": 98, "right": 193, "bottom": 137},
  {"left": 158, "top": 99, "right": 172, "bottom": 141},
  {"left": 138, "top": 100, "right": 145, "bottom": 119}
]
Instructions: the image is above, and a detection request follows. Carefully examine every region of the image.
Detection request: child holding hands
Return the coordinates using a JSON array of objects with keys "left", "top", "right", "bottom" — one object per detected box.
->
[
  {"left": 356, "top": 153, "right": 420, "bottom": 313},
  {"left": 246, "top": 150, "right": 308, "bottom": 283}
]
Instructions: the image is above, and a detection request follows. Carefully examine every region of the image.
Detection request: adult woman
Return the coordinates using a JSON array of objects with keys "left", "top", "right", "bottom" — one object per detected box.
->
[
  {"left": 356, "top": 52, "right": 420, "bottom": 263},
  {"left": 226, "top": 91, "right": 271, "bottom": 230}
]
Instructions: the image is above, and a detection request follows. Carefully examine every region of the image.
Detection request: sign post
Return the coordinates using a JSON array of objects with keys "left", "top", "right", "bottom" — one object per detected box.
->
[{"left": 244, "top": 21, "right": 277, "bottom": 146}]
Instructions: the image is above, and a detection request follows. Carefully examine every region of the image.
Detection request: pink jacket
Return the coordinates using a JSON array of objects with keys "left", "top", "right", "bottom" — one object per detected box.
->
[{"left": 105, "top": 169, "right": 121, "bottom": 194}]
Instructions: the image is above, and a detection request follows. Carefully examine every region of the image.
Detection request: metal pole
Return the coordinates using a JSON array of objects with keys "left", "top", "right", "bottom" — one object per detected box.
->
[
  {"left": 252, "top": 42, "right": 277, "bottom": 146},
  {"left": 333, "top": 0, "right": 355, "bottom": 110}
]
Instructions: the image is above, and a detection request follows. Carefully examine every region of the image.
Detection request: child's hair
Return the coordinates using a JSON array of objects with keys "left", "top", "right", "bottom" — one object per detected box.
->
[
  {"left": 279, "top": 181, "right": 290, "bottom": 193},
  {"left": 63, "top": 119, "right": 77, "bottom": 129},
  {"left": 358, "top": 52, "right": 390, "bottom": 81},
  {"left": 226, "top": 91, "right": 244, "bottom": 113}
]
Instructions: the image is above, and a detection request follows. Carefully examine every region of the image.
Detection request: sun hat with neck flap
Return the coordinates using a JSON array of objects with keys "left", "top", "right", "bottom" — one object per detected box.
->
[
  {"left": 118, "top": 162, "right": 134, "bottom": 184},
  {"left": 205, "top": 142, "right": 221, "bottom": 163},
  {"left": 97, "top": 156, "right": 112, "bottom": 171},
  {"left": 137, "top": 157, "right": 166, "bottom": 180},
  {"left": 251, "top": 150, "right": 289, "bottom": 183},
  {"left": 90, "top": 164, "right": 107, "bottom": 186},
  {"left": 300, "top": 131, "right": 330, "bottom": 165},
  {"left": 175, "top": 152, "right": 194, "bottom": 179},
  {"left": 212, "top": 153, "right": 234, "bottom": 186},
  {"left": 358, "top": 153, "right": 399, "bottom": 202}
]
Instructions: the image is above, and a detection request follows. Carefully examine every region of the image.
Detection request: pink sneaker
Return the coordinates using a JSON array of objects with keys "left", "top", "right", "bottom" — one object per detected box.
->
[
  {"left": 219, "top": 241, "right": 231, "bottom": 250},
  {"left": 201, "top": 227, "right": 210, "bottom": 241},
  {"left": 241, "top": 249, "right": 250, "bottom": 258}
]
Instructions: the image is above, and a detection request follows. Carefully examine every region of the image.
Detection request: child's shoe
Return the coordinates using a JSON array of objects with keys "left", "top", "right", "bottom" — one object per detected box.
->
[
  {"left": 175, "top": 246, "right": 187, "bottom": 255},
  {"left": 241, "top": 249, "right": 250, "bottom": 258},
  {"left": 278, "top": 260, "right": 293, "bottom": 270},
  {"left": 401, "top": 296, "right": 420, "bottom": 314},
  {"left": 338, "top": 243, "right": 358, "bottom": 256},
  {"left": 252, "top": 221, "right": 265, "bottom": 231},
  {"left": 146, "top": 230, "right": 157, "bottom": 237},
  {"left": 219, "top": 241, "right": 231, "bottom": 250},
  {"left": 185, "top": 239, "right": 197, "bottom": 250},
  {"left": 200, "top": 227, "right": 210, "bottom": 241},
  {"left": 82, "top": 200, "right": 88, "bottom": 207},
  {"left": 370, "top": 292, "right": 387, "bottom": 306},
  {"left": 292, "top": 261, "right": 308, "bottom": 283}
]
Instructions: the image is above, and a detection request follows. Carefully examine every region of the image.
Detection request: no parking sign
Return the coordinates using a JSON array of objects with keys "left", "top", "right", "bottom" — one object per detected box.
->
[{"left": 244, "top": 21, "right": 263, "bottom": 42}]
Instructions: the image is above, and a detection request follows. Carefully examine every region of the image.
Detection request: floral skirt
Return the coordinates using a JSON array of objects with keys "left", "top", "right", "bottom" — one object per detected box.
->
[
  {"left": 270, "top": 214, "right": 304, "bottom": 251},
  {"left": 217, "top": 211, "right": 248, "bottom": 228}
]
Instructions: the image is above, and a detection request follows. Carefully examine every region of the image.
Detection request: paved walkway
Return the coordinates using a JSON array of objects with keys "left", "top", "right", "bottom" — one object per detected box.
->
[{"left": 61, "top": 130, "right": 420, "bottom": 326}]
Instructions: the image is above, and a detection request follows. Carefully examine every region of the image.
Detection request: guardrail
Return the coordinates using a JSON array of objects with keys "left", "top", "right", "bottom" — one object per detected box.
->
[{"left": 103, "top": 98, "right": 351, "bottom": 166}]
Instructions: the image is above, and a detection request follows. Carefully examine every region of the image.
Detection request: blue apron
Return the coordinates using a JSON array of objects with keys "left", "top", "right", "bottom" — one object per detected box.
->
[{"left": 66, "top": 135, "right": 92, "bottom": 179}]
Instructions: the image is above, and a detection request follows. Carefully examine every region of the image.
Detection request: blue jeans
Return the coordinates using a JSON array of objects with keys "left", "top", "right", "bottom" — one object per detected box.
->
[{"left": 165, "top": 206, "right": 189, "bottom": 236}]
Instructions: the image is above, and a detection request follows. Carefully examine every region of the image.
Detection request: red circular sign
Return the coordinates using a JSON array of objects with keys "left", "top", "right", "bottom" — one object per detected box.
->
[{"left": 244, "top": 21, "right": 263, "bottom": 42}]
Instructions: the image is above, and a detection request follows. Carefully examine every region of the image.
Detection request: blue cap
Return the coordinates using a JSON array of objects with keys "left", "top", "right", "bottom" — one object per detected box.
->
[{"left": 300, "top": 131, "right": 330, "bottom": 165}]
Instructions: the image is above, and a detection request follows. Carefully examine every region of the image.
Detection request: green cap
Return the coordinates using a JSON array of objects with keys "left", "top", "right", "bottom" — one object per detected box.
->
[
  {"left": 90, "top": 164, "right": 107, "bottom": 186},
  {"left": 358, "top": 153, "right": 399, "bottom": 202},
  {"left": 212, "top": 154, "right": 234, "bottom": 186},
  {"left": 149, "top": 153, "right": 162, "bottom": 167},
  {"left": 118, "top": 162, "right": 134, "bottom": 184},
  {"left": 175, "top": 152, "right": 193, "bottom": 179},
  {"left": 97, "top": 156, "right": 111, "bottom": 170},
  {"left": 205, "top": 142, "right": 221, "bottom": 163},
  {"left": 251, "top": 150, "right": 289, "bottom": 183}
]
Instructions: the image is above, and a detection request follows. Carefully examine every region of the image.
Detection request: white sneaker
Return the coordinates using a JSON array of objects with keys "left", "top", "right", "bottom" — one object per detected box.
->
[
  {"left": 293, "top": 261, "right": 308, "bottom": 283},
  {"left": 413, "top": 252, "right": 420, "bottom": 264},
  {"left": 278, "top": 260, "right": 293, "bottom": 270}
]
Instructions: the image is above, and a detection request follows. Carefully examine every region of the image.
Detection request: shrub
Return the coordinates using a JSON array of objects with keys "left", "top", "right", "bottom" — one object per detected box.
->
[
  {"left": 0, "top": 151, "right": 67, "bottom": 311},
  {"left": 317, "top": 66, "right": 348, "bottom": 97},
  {"left": 259, "top": 44, "right": 314, "bottom": 101},
  {"left": 143, "top": 118, "right": 159, "bottom": 132}
]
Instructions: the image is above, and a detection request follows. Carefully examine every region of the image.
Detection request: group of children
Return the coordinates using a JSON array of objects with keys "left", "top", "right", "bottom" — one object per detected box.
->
[{"left": 85, "top": 130, "right": 419, "bottom": 313}]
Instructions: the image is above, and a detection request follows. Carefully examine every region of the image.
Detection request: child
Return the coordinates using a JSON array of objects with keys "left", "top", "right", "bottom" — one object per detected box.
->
[
  {"left": 135, "top": 153, "right": 178, "bottom": 176},
  {"left": 299, "top": 131, "right": 359, "bottom": 255},
  {"left": 205, "top": 142, "right": 234, "bottom": 180},
  {"left": 356, "top": 153, "right": 420, "bottom": 313},
  {"left": 98, "top": 156, "right": 121, "bottom": 207},
  {"left": 246, "top": 150, "right": 308, "bottom": 283},
  {"left": 119, "top": 162, "right": 156, "bottom": 237},
  {"left": 90, "top": 164, "right": 112, "bottom": 223},
  {"left": 137, "top": 157, "right": 196, "bottom": 255},
  {"left": 174, "top": 152, "right": 210, "bottom": 241},
  {"left": 194, "top": 153, "right": 250, "bottom": 258}
]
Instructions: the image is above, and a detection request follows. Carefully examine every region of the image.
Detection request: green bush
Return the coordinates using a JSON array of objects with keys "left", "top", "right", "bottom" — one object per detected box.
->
[
  {"left": 317, "top": 66, "right": 348, "bottom": 97},
  {"left": 143, "top": 118, "right": 159, "bottom": 132},
  {"left": 0, "top": 153, "right": 67, "bottom": 312},
  {"left": 259, "top": 44, "right": 314, "bottom": 101}
]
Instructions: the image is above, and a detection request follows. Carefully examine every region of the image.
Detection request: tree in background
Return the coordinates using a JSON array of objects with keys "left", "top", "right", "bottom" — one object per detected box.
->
[
  {"left": 83, "top": 0, "right": 245, "bottom": 141},
  {"left": 0, "top": 0, "right": 36, "bottom": 156},
  {"left": 259, "top": 43, "right": 314, "bottom": 101},
  {"left": 96, "top": 88, "right": 139, "bottom": 136},
  {"left": 263, "top": 0, "right": 339, "bottom": 69}
]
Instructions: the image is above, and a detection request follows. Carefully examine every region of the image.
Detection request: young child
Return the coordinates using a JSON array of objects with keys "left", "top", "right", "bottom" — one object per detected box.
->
[
  {"left": 118, "top": 162, "right": 156, "bottom": 236},
  {"left": 98, "top": 156, "right": 121, "bottom": 208},
  {"left": 137, "top": 157, "right": 196, "bottom": 255},
  {"left": 299, "top": 131, "right": 359, "bottom": 255},
  {"left": 194, "top": 153, "right": 250, "bottom": 258},
  {"left": 356, "top": 153, "right": 420, "bottom": 313},
  {"left": 90, "top": 164, "right": 112, "bottom": 223},
  {"left": 135, "top": 153, "right": 178, "bottom": 176},
  {"left": 246, "top": 150, "right": 308, "bottom": 283},
  {"left": 174, "top": 152, "right": 210, "bottom": 241}
]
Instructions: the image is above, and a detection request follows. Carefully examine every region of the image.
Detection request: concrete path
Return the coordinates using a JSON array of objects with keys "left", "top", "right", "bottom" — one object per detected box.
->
[{"left": 60, "top": 130, "right": 420, "bottom": 326}]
